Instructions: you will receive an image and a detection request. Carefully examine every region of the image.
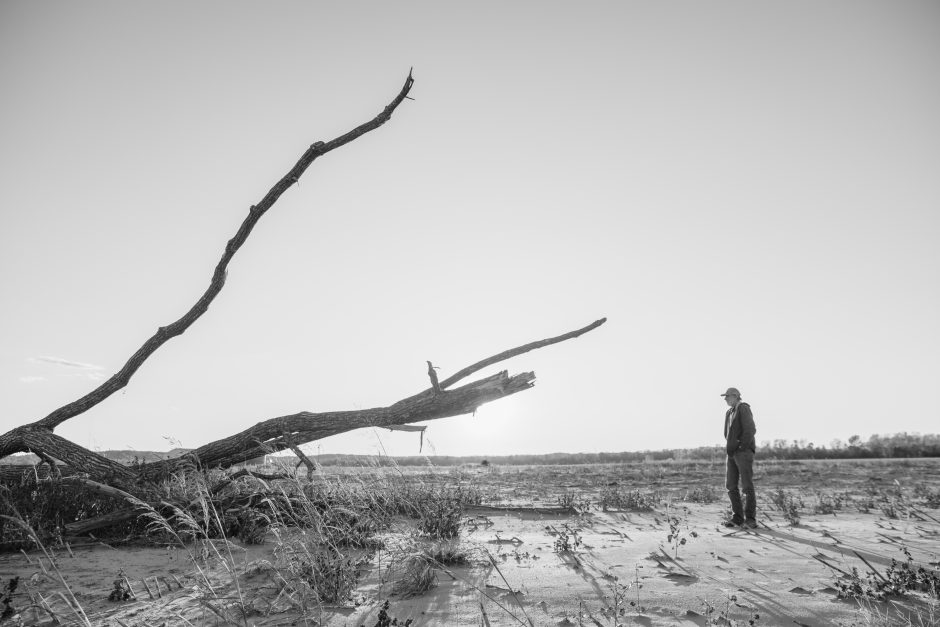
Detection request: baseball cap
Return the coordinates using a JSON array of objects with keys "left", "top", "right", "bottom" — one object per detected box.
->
[{"left": 720, "top": 387, "right": 741, "bottom": 397}]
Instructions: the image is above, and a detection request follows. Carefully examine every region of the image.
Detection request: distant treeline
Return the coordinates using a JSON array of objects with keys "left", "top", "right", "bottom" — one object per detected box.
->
[
  {"left": 302, "top": 432, "right": 940, "bottom": 466},
  {"left": 754, "top": 432, "right": 940, "bottom": 460},
  {"left": 3, "top": 432, "right": 937, "bottom": 469}
]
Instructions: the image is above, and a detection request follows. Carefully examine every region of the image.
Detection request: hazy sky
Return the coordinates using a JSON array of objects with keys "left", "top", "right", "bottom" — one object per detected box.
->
[{"left": 2, "top": 1, "right": 938, "bottom": 458}]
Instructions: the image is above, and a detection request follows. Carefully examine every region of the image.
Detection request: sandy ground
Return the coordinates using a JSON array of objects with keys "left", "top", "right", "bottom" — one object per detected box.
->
[{"left": 2, "top": 460, "right": 939, "bottom": 626}]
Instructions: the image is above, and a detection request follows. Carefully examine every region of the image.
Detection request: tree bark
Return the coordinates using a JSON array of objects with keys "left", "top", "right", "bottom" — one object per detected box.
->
[
  {"left": 65, "top": 508, "right": 140, "bottom": 536},
  {"left": 286, "top": 438, "right": 317, "bottom": 480}
]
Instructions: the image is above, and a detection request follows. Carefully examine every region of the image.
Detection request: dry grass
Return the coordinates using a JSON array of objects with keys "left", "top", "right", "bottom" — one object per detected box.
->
[{"left": 2, "top": 457, "right": 940, "bottom": 625}]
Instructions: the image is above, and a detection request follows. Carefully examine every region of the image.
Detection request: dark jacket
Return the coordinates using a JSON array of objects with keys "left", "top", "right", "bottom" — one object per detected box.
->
[{"left": 724, "top": 402, "right": 756, "bottom": 455}]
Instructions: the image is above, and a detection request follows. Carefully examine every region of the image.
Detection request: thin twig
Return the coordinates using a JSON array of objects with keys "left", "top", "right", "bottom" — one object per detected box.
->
[
  {"left": 141, "top": 577, "right": 154, "bottom": 600},
  {"left": 486, "top": 551, "right": 535, "bottom": 626},
  {"left": 438, "top": 318, "right": 607, "bottom": 390}
]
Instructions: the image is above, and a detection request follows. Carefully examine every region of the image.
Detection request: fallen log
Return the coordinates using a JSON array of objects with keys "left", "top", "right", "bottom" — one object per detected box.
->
[{"left": 0, "top": 71, "right": 606, "bottom": 536}]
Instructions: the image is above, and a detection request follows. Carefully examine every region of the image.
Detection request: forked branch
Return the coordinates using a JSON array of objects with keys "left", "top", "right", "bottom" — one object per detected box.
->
[{"left": 438, "top": 317, "right": 606, "bottom": 390}]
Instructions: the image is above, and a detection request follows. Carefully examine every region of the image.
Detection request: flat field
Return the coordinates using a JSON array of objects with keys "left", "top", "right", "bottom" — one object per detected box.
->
[{"left": 2, "top": 458, "right": 939, "bottom": 626}]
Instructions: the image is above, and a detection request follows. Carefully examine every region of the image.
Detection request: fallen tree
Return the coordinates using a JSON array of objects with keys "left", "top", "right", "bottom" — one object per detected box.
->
[{"left": 0, "top": 71, "right": 605, "bottom": 536}]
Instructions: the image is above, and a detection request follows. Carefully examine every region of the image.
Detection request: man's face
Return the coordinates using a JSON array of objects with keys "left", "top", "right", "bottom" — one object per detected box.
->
[{"left": 724, "top": 395, "right": 738, "bottom": 407}]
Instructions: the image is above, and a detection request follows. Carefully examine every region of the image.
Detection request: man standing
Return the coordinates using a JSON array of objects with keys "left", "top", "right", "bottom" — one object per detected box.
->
[{"left": 721, "top": 387, "right": 757, "bottom": 528}]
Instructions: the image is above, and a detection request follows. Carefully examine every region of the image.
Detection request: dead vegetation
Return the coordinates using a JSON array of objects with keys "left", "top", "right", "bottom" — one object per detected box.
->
[{"left": 1, "top": 457, "right": 940, "bottom": 625}]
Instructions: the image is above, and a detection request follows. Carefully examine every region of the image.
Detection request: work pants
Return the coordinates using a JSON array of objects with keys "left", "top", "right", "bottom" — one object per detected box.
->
[{"left": 726, "top": 450, "right": 756, "bottom": 523}]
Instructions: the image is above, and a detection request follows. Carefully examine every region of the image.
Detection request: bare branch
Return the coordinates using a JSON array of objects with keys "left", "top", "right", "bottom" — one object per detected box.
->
[
  {"left": 285, "top": 434, "right": 316, "bottom": 480},
  {"left": 427, "top": 361, "right": 442, "bottom": 393},
  {"left": 61, "top": 477, "right": 140, "bottom": 502},
  {"left": 33, "top": 71, "right": 415, "bottom": 432},
  {"left": 438, "top": 317, "right": 606, "bottom": 390}
]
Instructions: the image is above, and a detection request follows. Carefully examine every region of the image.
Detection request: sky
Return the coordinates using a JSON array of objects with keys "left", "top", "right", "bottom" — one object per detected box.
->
[{"left": 1, "top": 1, "right": 938, "bottom": 459}]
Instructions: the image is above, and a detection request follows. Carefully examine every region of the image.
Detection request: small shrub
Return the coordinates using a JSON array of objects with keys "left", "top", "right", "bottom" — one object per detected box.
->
[
  {"left": 107, "top": 571, "right": 133, "bottom": 602},
  {"left": 863, "top": 481, "right": 909, "bottom": 520},
  {"left": 393, "top": 555, "right": 438, "bottom": 598},
  {"left": 388, "top": 540, "right": 469, "bottom": 599},
  {"left": 598, "top": 487, "right": 660, "bottom": 512},
  {"left": 855, "top": 494, "right": 876, "bottom": 514},
  {"left": 415, "top": 488, "right": 464, "bottom": 539},
  {"left": 913, "top": 483, "right": 940, "bottom": 509},
  {"left": 665, "top": 515, "right": 698, "bottom": 559},
  {"left": 701, "top": 593, "right": 760, "bottom": 626},
  {"left": 553, "top": 523, "right": 582, "bottom": 553},
  {"left": 557, "top": 490, "right": 576, "bottom": 509},
  {"left": 557, "top": 490, "right": 591, "bottom": 511},
  {"left": 835, "top": 566, "right": 876, "bottom": 601},
  {"left": 878, "top": 547, "right": 940, "bottom": 599},
  {"left": 426, "top": 541, "right": 470, "bottom": 566},
  {"left": 289, "top": 546, "right": 362, "bottom": 604},
  {"left": 606, "top": 580, "right": 630, "bottom": 620},
  {"left": 366, "top": 600, "right": 414, "bottom": 626},
  {"left": 879, "top": 499, "right": 900, "bottom": 519},
  {"left": 628, "top": 565, "right": 645, "bottom": 612},
  {"left": 813, "top": 492, "right": 844, "bottom": 515},
  {"left": 836, "top": 546, "right": 940, "bottom": 601},
  {"left": 769, "top": 489, "right": 802, "bottom": 526},
  {"left": 683, "top": 485, "right": 720, "bottom": 504}
]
